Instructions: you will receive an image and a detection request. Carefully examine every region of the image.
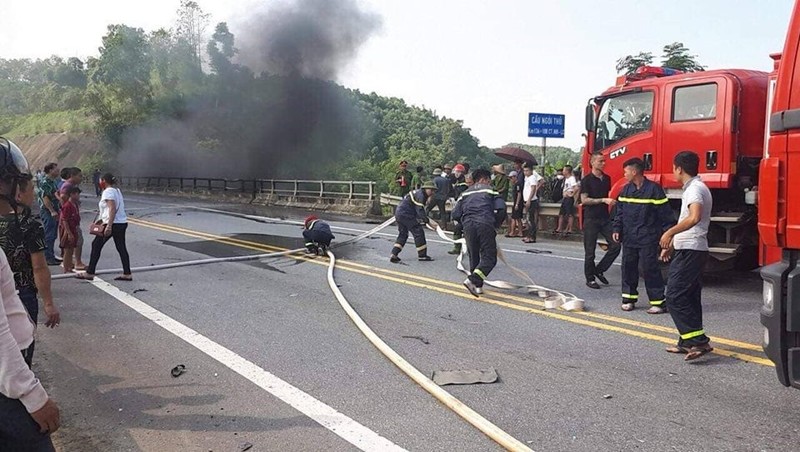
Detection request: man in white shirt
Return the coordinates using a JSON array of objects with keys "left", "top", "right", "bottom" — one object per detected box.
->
[
  {"left": 522, "top": 163, "right": 544, "bottom": 243},
  {"left": 555, "top": 165, "right": 579, "bottom": 234},
  {"left": 659, "top": 151, "right": 713, "bottom": 361}
]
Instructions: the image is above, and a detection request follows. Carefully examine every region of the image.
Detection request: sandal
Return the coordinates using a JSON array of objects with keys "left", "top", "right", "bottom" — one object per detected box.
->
[
  {"left": 684, "top": 344, "right": 713, "bottom": 361},
  {"left": 522, "top": 237, "right": 535, "bottom": 243},
  {"left": 114, "top": 275, "right": 133, "bottom": 281},
  {"left": 75, "top": 273, "right": 95, "bottom": 281},
  {"left": 665, "top": 345, "right": 689, "bottom": 354}
]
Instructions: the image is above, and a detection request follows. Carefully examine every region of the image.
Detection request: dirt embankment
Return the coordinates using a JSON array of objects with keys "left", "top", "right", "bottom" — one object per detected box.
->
[{"left": 12, "top": 133, "right": 105, "bottom": 172}]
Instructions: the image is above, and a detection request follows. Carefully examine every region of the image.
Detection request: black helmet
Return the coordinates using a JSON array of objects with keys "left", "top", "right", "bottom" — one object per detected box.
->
[{"left": 0, "top": 137, "right": 31, "bottom": 181}]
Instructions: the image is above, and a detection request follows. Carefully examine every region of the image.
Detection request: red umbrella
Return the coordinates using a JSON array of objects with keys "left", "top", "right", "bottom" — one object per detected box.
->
[{"left": 494, "top": 147, "right": 538, "bottom": 166}]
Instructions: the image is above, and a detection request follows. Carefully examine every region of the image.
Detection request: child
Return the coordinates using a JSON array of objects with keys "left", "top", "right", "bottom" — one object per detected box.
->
[
  {"left": 303, "top": 215, "right": 335, "bottom": 255},
  {"left": 58, "top": 186, "right": 81, "bottom": 273}
]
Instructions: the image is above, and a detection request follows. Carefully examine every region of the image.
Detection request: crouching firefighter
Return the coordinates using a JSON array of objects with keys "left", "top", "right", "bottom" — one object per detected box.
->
[
  {"left": 452, "top": 169, "right": 507, "bottom": 297},
  {"left": 391, "top": 181, "right": 436, "bottom": 263},
  {"left": 448, "top": 163, "right": 470, "bottom": 255},
  {"left": 303, "top": 215, "right": 335, "bottom": 255}
]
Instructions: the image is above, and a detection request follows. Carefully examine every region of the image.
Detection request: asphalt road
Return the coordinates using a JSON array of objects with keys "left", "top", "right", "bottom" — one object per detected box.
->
[{"left": 34, "top": 192, "right": 800, "bottom": 452}]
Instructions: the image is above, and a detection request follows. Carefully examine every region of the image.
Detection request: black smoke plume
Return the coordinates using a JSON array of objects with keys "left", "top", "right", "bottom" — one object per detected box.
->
[{"left": 119, "top": 0, "right": 382, "bottom": 179}]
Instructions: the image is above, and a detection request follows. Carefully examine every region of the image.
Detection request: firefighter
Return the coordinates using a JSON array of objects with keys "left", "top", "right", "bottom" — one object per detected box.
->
[
  {"left": 448, "top": 163, "right": 469, "bottom": 255},
  {"left": 391, "top": 181, "right": 436, "bottom": 263},
  {"left": 659, "top": 151, "right": 714, "bottom": 360},
  {"left": 612, "top": 158, "right": 675, "bottom": 313},
  {"left": 302, "top": 215, "right": 335, "bottom": 255},
  {"left": 452, "top": 168, "right": 507, "bottom": 297}
]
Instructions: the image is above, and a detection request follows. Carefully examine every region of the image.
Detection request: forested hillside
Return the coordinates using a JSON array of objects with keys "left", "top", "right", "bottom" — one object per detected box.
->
[{"left": 0, "top": 1, "right": 578, "bottom": 192}]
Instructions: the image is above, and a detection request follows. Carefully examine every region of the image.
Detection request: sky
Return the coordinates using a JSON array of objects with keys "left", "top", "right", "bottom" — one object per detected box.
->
[{"left": 0, "top": 0, "right": 795, "bottom": 149}]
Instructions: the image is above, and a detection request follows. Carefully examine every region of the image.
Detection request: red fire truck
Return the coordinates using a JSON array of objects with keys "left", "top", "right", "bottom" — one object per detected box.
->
[
  {"left": 759, "top": 1, "right": 800, "bottom": 388},
  {"left": 582, "top": 66, "right": 770, "bottom": 271}
]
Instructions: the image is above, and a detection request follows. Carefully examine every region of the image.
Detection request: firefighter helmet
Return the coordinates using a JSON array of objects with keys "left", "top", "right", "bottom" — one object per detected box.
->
[
  {"left": 453, "top": 164, "right": 466, "bottom": 173},
  {"left": 304, "top": 215, "right": 318, "bottom": 229}
]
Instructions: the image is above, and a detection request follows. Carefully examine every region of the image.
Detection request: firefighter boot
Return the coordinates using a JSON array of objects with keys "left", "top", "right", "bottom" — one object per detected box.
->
[{"left": 448, "top": 243, "right": 462, "bottom": 255}]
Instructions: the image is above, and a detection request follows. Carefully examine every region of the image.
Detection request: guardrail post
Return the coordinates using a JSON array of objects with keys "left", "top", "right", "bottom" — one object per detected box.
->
[
  {"left": 193, "top": 178, "right": 197, "bottom": 190},
  {"left": 349, "top": 181, "right": 354, "bottom": 200},
  {"left": 319, "top": 181, "right": 324, "bottom": 198},
  {"left": 293, "top": 180, "right": 298, "bottom": 197},
  {"left": 369, "top": 182, "right": 374, "bottom": 200}
]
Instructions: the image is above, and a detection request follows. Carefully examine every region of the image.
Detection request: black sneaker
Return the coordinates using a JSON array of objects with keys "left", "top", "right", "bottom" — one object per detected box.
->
[
  {"left": 54, "top": 256, "right": 63, "bottom": 263},
  {"left": 390, "top": 255, "right": 401, "bottom": 263},
  {"left": 586, "top": 280, "right": 600, "bottom": 289},
  {"left": 418, "top": 255, "right": 433, "bottom": 262},
  {"left": 595, "top": 272, "right": 609, "bottom": 285}
]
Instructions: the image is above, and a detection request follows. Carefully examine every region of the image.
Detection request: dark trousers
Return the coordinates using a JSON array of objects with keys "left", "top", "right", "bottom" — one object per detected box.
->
[
  {"left": 426, "top": 199, "right": 447, "bottom": 222},
  {"left": 0, "top": 393, "right": 55, "bottom": 451},
  {"left": 87, "top": 223, "right": 131, "bottom": 275},
  {"left": 303, "top": 230, "right": 333, "bottom": 248},
  {"left": 621, "top": 243, "right": 665, "bottom": 305},
  {"left": 392, "top": 219, "right": 428, "bottom": 257},
  {"left": 464, "top": 223, "right": 498, "bottom": 287},
  {"left": 583, "top": 218, "right": 621, "bottom": 282},
  {"left": 40, "top": 210, "right": 57, "bottom": 261},
  {"left": 666, "top": 250, "right": 710, "bottom": 346},
  {"left": 526, "top": 200, "right": 539, "bottom": 239}
]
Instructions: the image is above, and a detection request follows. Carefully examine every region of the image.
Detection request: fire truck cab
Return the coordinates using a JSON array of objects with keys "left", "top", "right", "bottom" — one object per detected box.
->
[
  {"left": 759, "top": 0, "right": 800, "bottom": 388},
  {"left": 584, "top": 66, "right": 769, "bottom": 270}
]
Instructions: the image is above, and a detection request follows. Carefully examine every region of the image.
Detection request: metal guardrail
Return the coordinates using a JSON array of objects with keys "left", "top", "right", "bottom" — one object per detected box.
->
[
  {"left": 379, "top": 193, "right": 561, "bottom": 217},
  {"left": 117, "top": 177, "right": 377, "bottom": 201}
]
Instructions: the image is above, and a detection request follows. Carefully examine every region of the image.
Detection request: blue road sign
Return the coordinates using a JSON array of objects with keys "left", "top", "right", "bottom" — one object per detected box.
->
[{"left": 528, "top": 113, "right": 565, "bottom": 138}]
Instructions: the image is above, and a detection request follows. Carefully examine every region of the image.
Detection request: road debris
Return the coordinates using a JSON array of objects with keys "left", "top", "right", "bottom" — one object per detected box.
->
[
  {"left": 603, "top": 394, "right": 613, "bottom": 399},
  {"left": 432, "top": 368, "right": 498, "bottom": 386},
  {"left": 239, "top": 443, "right": 253, "bottom": 452},
  {"left": 133, "top": 289, "right": 148, "bottom": 294},
  {"left": 170, "top": 364, "right": 187, "bottom": 378},
  {"left": 401, "top": 335, "right": 430, "bottom": 345}
]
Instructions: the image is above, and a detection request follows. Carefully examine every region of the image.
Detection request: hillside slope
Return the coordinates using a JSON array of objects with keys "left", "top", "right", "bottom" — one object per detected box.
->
[{"left": 12, "top": 133, "right": 104, "bottom": 172}]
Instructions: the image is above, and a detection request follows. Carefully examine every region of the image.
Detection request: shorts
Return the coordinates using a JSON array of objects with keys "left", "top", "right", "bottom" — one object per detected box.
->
[
  {"left": 511, "top": 202, "right": 524, "bottom": 220},
  {"left": 560, "top": 197, "right": 576, "bottom": 216}
]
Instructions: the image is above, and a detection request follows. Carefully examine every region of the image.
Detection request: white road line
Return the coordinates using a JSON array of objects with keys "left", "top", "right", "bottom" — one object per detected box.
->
[{"left": 88, "top": 276, "right": 407, "bottom": 452}]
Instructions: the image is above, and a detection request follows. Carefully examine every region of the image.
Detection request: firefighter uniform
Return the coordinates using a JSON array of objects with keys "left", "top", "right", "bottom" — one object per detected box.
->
[
  {"left": 448, "top": 173, "right": 470, "bottom": 255},
  {"left": 392, "top": 184, "right": 434, "bottom": 262},
  {"left": 612, "top": 179, "right": 675, "bottom": 307},
  {"left": 451, "top": 183, "right": 507, "bottom": 293},
  {"left": 303, "top": 216, "right": 335, "bottom": 255}
]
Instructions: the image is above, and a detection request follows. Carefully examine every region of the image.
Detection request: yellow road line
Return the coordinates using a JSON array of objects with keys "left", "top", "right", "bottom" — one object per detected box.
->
[{"left": 129, "top": 218, "right": 772, "bottom": 366}]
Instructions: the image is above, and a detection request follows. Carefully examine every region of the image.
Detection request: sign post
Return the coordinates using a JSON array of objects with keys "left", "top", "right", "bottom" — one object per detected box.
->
[{"left": 527, "top": 113, "right": 565, "bottom": 167}]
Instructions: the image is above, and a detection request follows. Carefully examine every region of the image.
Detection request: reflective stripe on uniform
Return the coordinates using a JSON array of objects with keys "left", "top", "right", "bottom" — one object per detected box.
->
[
  {"left": 622, "top": 293, "right": 639, "bottom": 299},
  {"left": 393, "top": 243, "right": 403, "bottom": 249},
  {"left": 305, "top": 242, "right": 315, "bottom": 246},
  {"left": 680, "top": 329, "right": 706, "bottom": 340},
  {"left": 308, "top": 220, "right": 318, "bottom": 230},
  {"left": 416, "top": 244, "right": 427, "bottom": 251},
  {"left": 618, "top": 196, "right": 668, "bottom": 205},
  {"left": 649, "top": 299, "right": 665, "bottom": 306},
  {"left": 474, "top": 269, "right": 487, "bottom": 280},
  {"left": 461, "top": 188, "right": 499, "bottom": 197}
]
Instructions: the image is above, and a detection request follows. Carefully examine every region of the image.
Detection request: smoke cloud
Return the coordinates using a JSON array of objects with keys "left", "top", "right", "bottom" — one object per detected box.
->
[
  {"left": 237, "top": 0, "right": 382, "bottom": 80},
  {"left": 119, "top": 0, "right": 382, "bottom": 179}
]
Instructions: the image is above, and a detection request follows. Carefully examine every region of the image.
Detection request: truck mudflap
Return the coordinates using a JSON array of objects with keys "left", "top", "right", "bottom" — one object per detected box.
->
[{"left": 761, "top": 250, "right": 800, "bottom": 387}]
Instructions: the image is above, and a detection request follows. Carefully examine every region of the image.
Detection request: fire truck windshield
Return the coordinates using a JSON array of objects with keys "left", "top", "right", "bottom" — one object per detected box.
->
[{"left": 594, "top": 91, "right": 654, "bottom": 151}]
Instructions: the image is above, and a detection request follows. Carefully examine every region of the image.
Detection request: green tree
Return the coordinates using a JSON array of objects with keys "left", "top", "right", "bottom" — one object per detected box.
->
[
  {"left": 615, "top": 52, "right": 654, "bottom": 75},
  {"left": 207, "top": 22, "right": 236, "bottom": 76},
  {"left": 175, "top": 0, "right": 210, "bottom": 71},
  {"left": 85, "top": 25, "right": 154, "bottom": 147},
  {"left": 661, "top": 42, "right": 705, "bottom": 72}
]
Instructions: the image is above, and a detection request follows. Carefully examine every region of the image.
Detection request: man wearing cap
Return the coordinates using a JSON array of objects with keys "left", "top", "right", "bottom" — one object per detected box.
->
[
  {"left": 394, "top": 160, "right": 413, "bottom": 198},
  {"left": 426, "top": 168, "right": 450, "bottom": 229},
  {"left": 452, "top": 169, "right": 507, "bottom": 297},
  {"left": 491, "top": 164, "right": 510, "bottom": 202},
  {"left": 391, "top": 182, "right": 436, "bottom": 263},
  {"left": 302, "top": 215, "right": 335, "bottom": 255}
]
